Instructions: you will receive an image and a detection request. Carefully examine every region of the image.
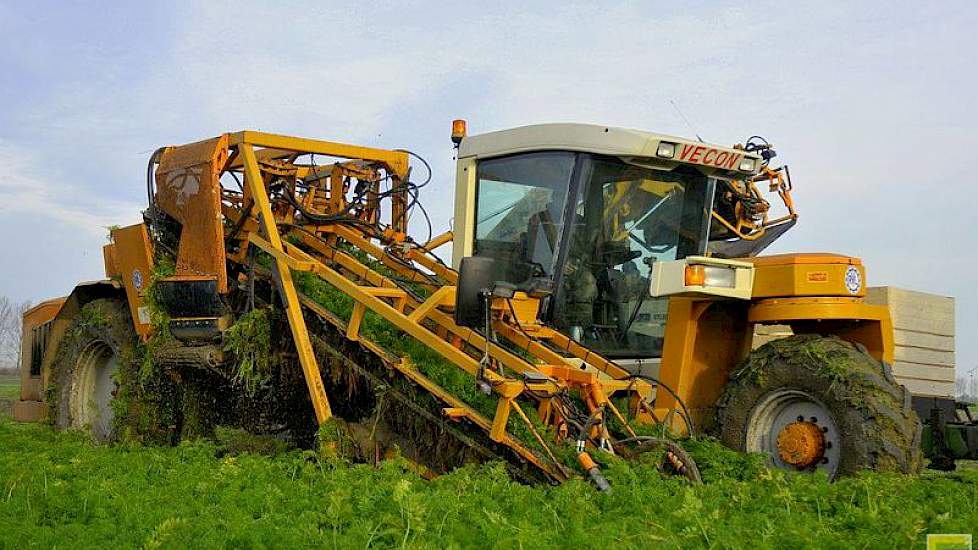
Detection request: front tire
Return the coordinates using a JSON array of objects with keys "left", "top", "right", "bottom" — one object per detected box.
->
[{"left": 716, "top": 334, "right": 922, "bottom": 479}]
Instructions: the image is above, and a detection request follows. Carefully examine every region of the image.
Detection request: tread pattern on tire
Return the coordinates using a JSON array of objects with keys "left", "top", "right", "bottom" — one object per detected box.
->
[{"left": 715, "top": 334, "right": 923, "bottom": 477}]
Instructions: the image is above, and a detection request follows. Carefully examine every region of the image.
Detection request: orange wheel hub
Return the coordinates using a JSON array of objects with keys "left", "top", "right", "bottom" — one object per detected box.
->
[{"left": 775, "top": 421, "right": 825, "bottom": 468}]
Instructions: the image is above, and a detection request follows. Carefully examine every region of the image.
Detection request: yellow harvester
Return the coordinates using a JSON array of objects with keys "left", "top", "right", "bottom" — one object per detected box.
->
[{"left": 13, "top": 122, "right": 928, "bottom": 485}]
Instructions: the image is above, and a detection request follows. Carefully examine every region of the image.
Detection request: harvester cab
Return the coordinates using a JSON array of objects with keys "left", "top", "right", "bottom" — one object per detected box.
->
[{"left": 450, "top": 123, "right": 795, "bottom": 361}]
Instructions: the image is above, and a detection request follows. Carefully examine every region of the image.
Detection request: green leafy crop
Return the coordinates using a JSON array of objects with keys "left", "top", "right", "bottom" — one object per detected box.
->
[{"left": 1, "top": 415, "right": 975, "bottom": 549}]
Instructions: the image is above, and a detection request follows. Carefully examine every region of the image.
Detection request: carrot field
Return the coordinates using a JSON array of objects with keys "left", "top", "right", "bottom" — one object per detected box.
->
[{"left": 1, "top": 414, "right": 975, "bottom": 549}]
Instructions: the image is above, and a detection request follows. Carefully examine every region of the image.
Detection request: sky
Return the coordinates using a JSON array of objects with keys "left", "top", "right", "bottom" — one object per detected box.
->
[{"left": 0, "top": 1, "right": 975, "bottom": 373}]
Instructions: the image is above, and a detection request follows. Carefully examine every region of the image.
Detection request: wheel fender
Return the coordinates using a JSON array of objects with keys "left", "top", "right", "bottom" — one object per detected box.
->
[{"left": 37, "top": 280, "right": 127, "bottom": 390}]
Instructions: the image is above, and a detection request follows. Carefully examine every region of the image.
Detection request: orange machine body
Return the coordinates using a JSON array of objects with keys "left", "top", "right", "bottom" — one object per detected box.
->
[{"left": 655, "top": 252, "right": 893, "bottom": 429}]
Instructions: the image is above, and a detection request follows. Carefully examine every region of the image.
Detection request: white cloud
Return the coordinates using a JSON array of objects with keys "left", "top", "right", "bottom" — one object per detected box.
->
[{"left": 0, "top": 141, "right": 143, "bottom": 236}]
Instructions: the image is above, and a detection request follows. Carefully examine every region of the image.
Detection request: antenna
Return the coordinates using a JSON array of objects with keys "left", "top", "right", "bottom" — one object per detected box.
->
[{"left": 670, "top": 99, "right": 704, "bottom": 143}]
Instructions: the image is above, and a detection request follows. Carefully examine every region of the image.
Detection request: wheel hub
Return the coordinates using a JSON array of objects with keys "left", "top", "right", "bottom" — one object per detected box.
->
[
  {"left": 745, "top": 389, "right": 840, "bottom": 477},
  {"left": 776, "top": 420, "right": 825, "bottom": 468}
]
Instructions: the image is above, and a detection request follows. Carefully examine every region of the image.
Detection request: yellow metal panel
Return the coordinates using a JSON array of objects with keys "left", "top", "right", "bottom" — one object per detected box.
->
[
  {"left": 749, "top": 252, "right": 856, "bottom": 266},
  {"left": 157, "top": 136, "right": 222, "bottom": 172},
  {"left": 20, "top": 299, "right": 65, "bottom": 333},
  {"left": 19, "top": 298, "right": 65, "bottom": 401},
  {"left": 749, "top": 296, "right": 878, "bottom": 321},
  {"left": 655, "top": 299, "right": 752, "bottom": 432},
  {"left": 488, "top": 292, "right": 543, "bottom": 327},
  {"left": 748, "top": 253, "right": 866, "bottom": 298},
  {"left": 110, "top": 224, "right": 155, "bottom": 339},
  {"left": 155, "top": 135, "right": 230, "bottom": 293},
  {"left": 12, "top": 399, "right": 47, "bottom": 422},
  {"left": 749, "top": 297, "right": 894, "bottom": 363},
  {"left": 102, "top": 244, "right": 119, "bottom": 279}
]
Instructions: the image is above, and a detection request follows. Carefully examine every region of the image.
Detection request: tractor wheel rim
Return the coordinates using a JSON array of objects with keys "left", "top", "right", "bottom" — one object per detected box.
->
[
  {"left": 69, "top": 341, "right": 119, "bottom": 441},
  {"left": 746, "top": 389, "right": 840, "bottom": 477}
]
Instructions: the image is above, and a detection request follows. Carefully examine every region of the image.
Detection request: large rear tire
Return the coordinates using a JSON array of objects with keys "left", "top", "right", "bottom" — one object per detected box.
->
[
  {"left": 716, "top": 334, "right": 922, "bottom": 479},
  {"left": 50, "top": 298, "right": 137, "bottom": 442}
]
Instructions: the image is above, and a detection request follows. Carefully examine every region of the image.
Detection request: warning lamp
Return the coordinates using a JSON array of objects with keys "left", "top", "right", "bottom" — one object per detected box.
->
[
  {"left": 684, "top": 264, "right": 706, "bottom": 286},
  {"left": 451, "top": 119, "right": 467, "bottom": 147}
]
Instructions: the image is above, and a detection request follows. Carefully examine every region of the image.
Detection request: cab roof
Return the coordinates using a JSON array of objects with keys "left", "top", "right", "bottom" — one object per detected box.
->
[{"left": 458, "top": 123, "right": 761, "bottom": 176}]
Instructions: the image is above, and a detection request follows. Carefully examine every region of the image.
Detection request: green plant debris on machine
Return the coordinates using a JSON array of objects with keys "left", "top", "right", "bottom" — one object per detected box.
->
[{"left": 223, "top": 307, "right": 273, "bottom": 394}]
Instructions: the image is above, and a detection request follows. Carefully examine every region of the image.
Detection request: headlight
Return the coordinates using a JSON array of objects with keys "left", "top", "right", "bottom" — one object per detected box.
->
[
  {"left": 656, "top": 142, "right": 676, "bottom": 159},
  {"left": 703, "top": 265, "right": 737, "bottom": 288},
  {"left": 652, "top": 256, "right": 755, "bottom": 300},
  {"left": 738, "top": 158, "right": 755, "bottom": 172},
  {"left": 684, "top": 264, "right": 737, "bottom": 288}
]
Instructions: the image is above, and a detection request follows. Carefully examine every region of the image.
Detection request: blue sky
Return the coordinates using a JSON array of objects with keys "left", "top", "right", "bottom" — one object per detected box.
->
[{"left": 0, "top": 1, "right": 975, "bottom": 372}]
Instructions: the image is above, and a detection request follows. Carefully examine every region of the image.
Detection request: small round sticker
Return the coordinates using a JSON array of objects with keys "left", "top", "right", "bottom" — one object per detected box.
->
[
  {"left": 844, "top": 266, "right": 861, "bottom": 294},
  {"left": 132, "top": 269, "right": 144, "bottom": 291}
]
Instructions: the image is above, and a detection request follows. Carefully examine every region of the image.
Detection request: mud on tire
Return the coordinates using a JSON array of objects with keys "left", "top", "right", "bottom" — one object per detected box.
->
[
  {"left": 716, "top": 334, "right": 922, "bottom": 478},
  {"left": 48, "top": 298, "right": 138, "bottom": 441}
]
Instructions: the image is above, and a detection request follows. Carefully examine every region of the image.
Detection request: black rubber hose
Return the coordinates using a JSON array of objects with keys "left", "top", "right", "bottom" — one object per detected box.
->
[
  {"left": 627, "top": 373, "right": 696, "bottom": 435},
  {"left": 146, "top": 147, "right": 166, "bottom": 208}
]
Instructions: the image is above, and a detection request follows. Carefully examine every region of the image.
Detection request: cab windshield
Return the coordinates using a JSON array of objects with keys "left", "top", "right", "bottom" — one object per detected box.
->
[
  {"left": 472, "top": 151, "right": 713, "bottom": 358},
  {"left": 552, "top": 157, "right": 711, "bottom": 358}
]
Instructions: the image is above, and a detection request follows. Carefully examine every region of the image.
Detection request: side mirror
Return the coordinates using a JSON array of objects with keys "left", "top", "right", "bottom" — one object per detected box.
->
[{"left": 454, "top": 257, "right": 498, "bottom": 328}]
